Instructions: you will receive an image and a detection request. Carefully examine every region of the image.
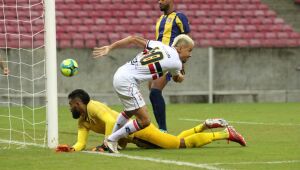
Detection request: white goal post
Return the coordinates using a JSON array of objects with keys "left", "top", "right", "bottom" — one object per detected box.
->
[
  {"left": 45, "top": 0, "right": 58, "bottom": 149},
  {"left": 0, "top": 0, "right": 58, "bottom": 148}
]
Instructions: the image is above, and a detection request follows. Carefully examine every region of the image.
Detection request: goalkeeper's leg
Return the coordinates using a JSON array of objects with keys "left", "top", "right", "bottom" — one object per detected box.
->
[
  {"left": 177, "top": 118, "right": 228, "bottom": 138},
  {"left": 183, "top": 131, "right": 229, "bottom": 148}
]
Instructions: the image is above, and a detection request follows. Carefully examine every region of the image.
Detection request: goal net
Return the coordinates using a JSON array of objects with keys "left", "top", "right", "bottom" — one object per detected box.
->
[{"left": 0, "top": 0, "right": 57, "bottom": 148}]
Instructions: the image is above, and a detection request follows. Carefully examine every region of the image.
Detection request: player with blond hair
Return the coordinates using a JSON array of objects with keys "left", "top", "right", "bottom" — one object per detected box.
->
[{"left": 92, "top": 34, "right": 194, "bottom": 153}]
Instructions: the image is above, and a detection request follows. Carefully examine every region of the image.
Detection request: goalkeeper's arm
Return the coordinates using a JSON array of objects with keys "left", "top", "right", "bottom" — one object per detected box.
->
[
  {"left": 56, "top": 144, "right": 75, "bottom": 152},
  {"left": 72, "top": 128, "right": 89, "bottom": 151}
]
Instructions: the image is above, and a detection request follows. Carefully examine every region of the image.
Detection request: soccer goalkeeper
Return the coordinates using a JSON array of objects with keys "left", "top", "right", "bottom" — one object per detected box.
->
[{"left": 56, "top": 89, "right": 246, "bottom": 152}]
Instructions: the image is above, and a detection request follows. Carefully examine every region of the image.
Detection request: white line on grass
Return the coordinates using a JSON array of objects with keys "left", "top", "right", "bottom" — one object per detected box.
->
[
  {"left": 179, "top": 118, "right": 300, "bottom": 126},
  {"left": 82, "top": 151, "right": 224, "bottom": 170},
  {"left": 0, "top": 139, "right": 45, "bottom": 148},
  {"left": 208, "top": 160, "right": 300, "bottom": 165}
]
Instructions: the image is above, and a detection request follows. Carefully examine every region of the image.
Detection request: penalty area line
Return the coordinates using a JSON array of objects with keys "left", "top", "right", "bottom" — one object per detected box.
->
[
  {"left": 82, "top": 151, "right": 224, "bottom": 170},
  {"left": 179, "top": 118, "right": 300, "bottom": 126}
]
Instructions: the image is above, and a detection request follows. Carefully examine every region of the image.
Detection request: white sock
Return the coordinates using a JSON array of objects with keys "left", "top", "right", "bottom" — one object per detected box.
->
[
  {"left": 112, "top": 112, "right": 129, "bottom": 133},
  {"left": 108, "top": 120, "right": 141, "bottom": 142}
]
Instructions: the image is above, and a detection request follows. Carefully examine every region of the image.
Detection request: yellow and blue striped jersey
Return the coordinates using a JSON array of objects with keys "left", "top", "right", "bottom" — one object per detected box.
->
[{"left": 155, "top": 11, "right": 190, "bottom": 46}]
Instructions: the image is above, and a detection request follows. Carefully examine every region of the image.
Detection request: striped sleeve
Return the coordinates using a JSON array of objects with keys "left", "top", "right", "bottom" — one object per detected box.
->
[{"left": 175, "top": 13, "right": 190, "bottom": 34}]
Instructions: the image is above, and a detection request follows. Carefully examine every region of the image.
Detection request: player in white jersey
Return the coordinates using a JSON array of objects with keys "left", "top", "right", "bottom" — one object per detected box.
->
[{"left": 93, "top": 34, "right": 194, "bottom": 153}]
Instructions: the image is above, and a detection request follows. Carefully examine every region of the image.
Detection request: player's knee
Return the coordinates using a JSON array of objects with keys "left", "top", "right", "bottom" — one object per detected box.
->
[{"left": 137, "top": 118, "right": 151, "bottom": 128}]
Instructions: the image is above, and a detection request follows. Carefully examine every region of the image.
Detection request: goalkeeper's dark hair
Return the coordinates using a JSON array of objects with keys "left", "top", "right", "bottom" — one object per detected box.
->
[{"left": 68, "top": 89, "right": 90, "bottom": 105}]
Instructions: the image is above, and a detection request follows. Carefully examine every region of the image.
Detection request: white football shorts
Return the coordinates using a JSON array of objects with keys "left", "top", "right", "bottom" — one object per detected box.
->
[{"left": 113, "top": 68, "right": 145, "bottom": 111}]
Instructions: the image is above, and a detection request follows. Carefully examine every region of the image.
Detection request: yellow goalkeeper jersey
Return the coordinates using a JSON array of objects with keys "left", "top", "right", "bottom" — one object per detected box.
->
[
  {"left": 72, "top": 100, "right": 181, "bottom": 151},
  {"left": 72, "top": 100, "right": 119, "bottom": 151}
]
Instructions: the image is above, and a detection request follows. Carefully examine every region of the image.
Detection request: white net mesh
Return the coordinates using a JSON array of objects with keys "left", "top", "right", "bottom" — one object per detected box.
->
[{"left": 0, "top": 0, "right": 46, "bottom": 148}]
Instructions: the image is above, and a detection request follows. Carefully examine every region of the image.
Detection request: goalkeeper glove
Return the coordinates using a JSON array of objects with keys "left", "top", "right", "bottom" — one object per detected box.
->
[
  {"left": 92, "top": 144, "right": 107, "bottom": 152},
  {"left": 55, "top": 144, "right": 75, "bottom": 152}
]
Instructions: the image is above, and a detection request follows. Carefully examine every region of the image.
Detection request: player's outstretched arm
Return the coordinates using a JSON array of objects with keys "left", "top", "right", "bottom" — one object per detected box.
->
[{"left": 93, "top": 36, "right": 147, "bottom": 58}]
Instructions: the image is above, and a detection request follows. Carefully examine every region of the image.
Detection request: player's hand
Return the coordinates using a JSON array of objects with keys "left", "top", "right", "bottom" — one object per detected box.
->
[
  {"left": 55, "top": 144, "right": 75, "bottom": 152},
  {"left": 93, "top": 46, "right": 111, "bottom": 58},
  {"left": 3, "top": 67, "right": 9, "bottom": 75},
  {"left": 172, "top": 73, "right": 184, "bottom": 83},
  {"left": 92, "top": 144, "right": 108, "bottom": 152},
  {"left": 180, "top": 64, "right": 185, "bottom": 75}
]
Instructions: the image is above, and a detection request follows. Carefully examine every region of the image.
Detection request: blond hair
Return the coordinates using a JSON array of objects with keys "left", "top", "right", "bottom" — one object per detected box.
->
[{"left": 171, "top": 34, "right": 194, "bottom": 47}]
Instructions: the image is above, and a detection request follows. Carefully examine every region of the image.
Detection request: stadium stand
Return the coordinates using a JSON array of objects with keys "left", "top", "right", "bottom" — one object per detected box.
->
[{"left": 1, "top": 0, "right": 300, "bottom": 48}]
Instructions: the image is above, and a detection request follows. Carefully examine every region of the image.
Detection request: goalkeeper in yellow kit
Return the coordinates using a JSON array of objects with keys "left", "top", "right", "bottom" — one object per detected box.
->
[{"left": 56, "top": 89, "right": 246, "bottom": 152}]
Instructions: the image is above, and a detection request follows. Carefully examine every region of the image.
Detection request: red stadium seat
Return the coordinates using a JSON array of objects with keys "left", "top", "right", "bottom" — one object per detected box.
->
[
  {"left": 277, "top": 32, "right": 289, "bottom": 39},
  {"left": 289, "top": 32, "right": 300, "bottom": 38},
  {"left": 225, "top": 18, "right": 238, "bottom": 25},
  {"left": 210, "top": 25, "right": 223, "bottom": 32},
  {"left": 78, "top": 25, "right": 89, "bottom": 32},
  {"left": 210, "top": 39, "right": 225, "bottom": 47},
  {"left": 274, "top": 18, "right": 285, "bottom": 25},
  {"left": 216, "top": 32, "right": 230, "bottom": 39},
  {"left": 71, "top": 18, "right": 82, "bottom": 25},
  {"left": 57, "top": 18, "right": 70, "bottom": 25},
  {"left": 197, "top": 39, "right": 212, "bottom": 48},
  {"left": 254, "top": 10, "right": 265, "bottom": 17},
  {"left": 57, "top": 33, "right": 71, "bottom": 40},
  {"left": 234, "top": 25, "right": 246, "bottom": 32},
  {"left": 254, "top": 33, "right": 265, "bottom": 39},
  {"left": 73, "top": 40, "right": 84, "bottom": 48},
  {"left": 83, "top": 33, "right": 95, "bottom": 40},
  {"left": 241, "top": 32, "right": 255, "bottom": 39},
  {"left": 59, "top": 40, "right": 72, "bottom": 48},
  {"left": 249, "top": 39, "right": 262, "bottom": 47},
  {"left": 230, "top": 32, "right": 242, "bottom": 39},
  {"left": 196, "top": 25, "right": 210, "bottom": 32},
  {"left": 83, "top": 18, "right": 95, "bottom": 25},
  {"left": 94, "top": 33, "right": 108, "bottom": 41},
  {"left": 219, "top": 10, "right": 232, "bottom": 18},
  {"left": 265, "top": 32, "right": 277, "bottom": 39},
  {"left": 224, "top": 39, "right": 237, "bottom": 47},
  {"left": 72, "top": 33, "right": 84, "bottom": 40},
  {"left": 85, "top": 40, "right": 97, "bottom": 48},
  {"left": 237, "top": 39, "right": 249, "bottom": 47},
  {"left": 204, "top": 32, "right": 217, "bottom": 39}
]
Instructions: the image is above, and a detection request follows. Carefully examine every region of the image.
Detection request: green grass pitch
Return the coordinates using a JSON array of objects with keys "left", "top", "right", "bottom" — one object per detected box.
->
[{"left": 0, "top": 103, "right": 300, "bottom": 170}]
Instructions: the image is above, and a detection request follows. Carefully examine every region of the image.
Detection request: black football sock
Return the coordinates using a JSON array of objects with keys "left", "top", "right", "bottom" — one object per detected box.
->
[{"left": 149, "top": 88, "right": 167, "bottom": 131}]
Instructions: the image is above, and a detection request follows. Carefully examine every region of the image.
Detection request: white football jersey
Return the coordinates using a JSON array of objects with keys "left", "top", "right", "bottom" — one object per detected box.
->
[{"left": 115, "top": 40, "right": 182, "bottom": 84}]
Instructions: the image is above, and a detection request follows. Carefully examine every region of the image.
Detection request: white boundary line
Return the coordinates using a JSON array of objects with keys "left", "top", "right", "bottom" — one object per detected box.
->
[
  {"left": 0, "top": 139, "right": 45, "bottom": 148},
  {"left": 82, "top": 151, "right": 224, "bottom": 170},
  {"left": 179, "top": 118, "right": 300, "bottom": 126},
  {"left": 208, "top": 160, "right": 300, "bottom": 165}
]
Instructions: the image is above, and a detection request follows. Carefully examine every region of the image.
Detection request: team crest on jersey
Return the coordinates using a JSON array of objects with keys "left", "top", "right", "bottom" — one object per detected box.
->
[{"left": 167, "top": 18, "right": 172, "bottom": 23}]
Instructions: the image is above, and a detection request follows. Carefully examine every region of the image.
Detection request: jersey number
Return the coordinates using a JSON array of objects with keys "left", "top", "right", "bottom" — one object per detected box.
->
[{"left": 140, "top": 47, "right": 164, "bottom": 65}]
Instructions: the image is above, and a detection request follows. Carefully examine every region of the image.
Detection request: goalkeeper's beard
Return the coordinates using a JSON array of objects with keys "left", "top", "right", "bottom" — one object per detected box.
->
[{"left": 72, "top": 109, "right": 81, "bottom": 119}]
